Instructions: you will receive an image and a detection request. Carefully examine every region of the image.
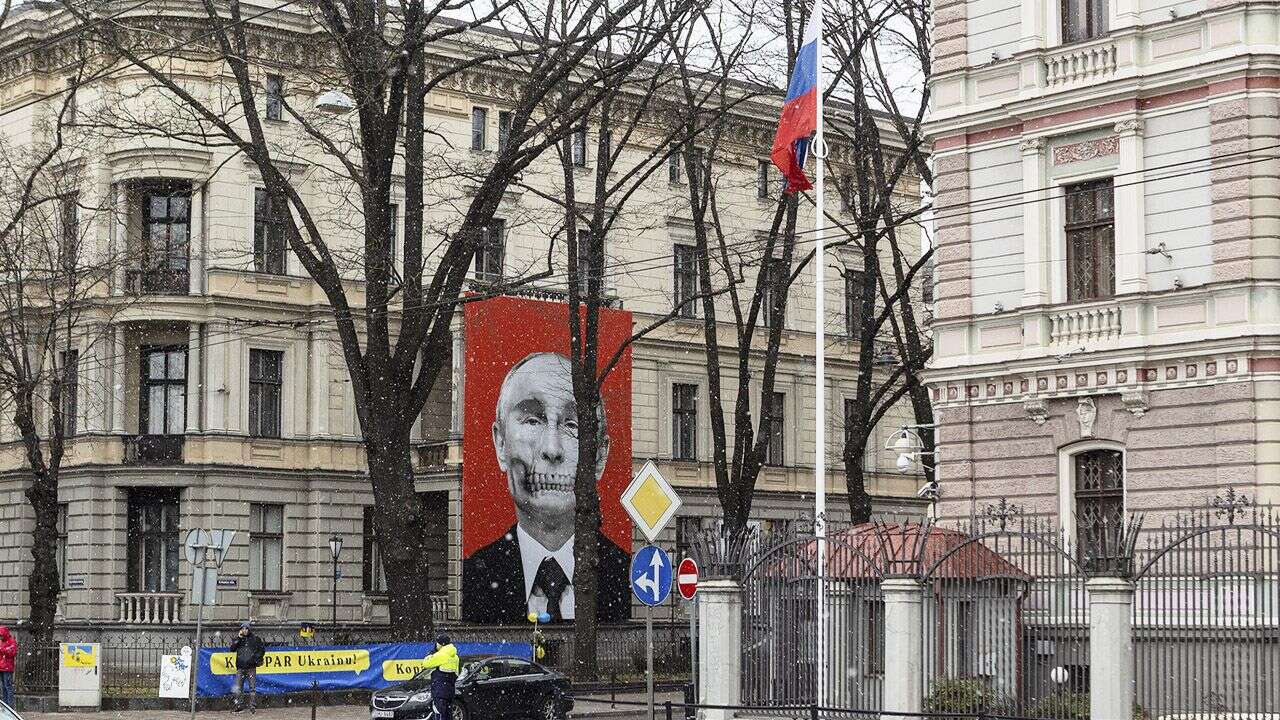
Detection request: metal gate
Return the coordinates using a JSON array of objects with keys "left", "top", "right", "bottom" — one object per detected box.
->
[
  {"left": 1133, "top": 496, "right": 1280, "bottom": 717},
  {"left": 920, "top": 509, "right": 1090, "bottom": 719},
  {"left": 738, "top": 522, "right": 886, "bottom": 712}
]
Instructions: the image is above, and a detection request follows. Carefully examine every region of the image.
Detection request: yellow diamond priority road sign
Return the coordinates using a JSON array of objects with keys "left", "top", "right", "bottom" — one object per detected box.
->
[{"left": 621, "top": 460, "right": 682, "bottom": 544}]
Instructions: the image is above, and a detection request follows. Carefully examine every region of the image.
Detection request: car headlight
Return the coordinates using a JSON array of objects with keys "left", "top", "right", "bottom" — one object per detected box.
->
[{"left": 410, "top": 691, "right": 433, "bottom": 703}]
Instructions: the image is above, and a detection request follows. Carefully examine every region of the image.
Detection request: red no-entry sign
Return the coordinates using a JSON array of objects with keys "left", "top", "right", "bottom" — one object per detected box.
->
[{"left": 677, "top": 558, "right": 699, "bottom": 600}]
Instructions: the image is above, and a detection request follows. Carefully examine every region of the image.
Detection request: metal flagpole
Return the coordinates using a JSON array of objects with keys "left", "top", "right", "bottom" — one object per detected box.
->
[{"left": 812, "top": 0, "right": 828, "bottom": 709}]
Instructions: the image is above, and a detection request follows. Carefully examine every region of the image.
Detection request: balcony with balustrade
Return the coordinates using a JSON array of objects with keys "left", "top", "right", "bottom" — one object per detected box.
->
[{"left": 115, "top": 592, "right": 183, "bottom": 624}]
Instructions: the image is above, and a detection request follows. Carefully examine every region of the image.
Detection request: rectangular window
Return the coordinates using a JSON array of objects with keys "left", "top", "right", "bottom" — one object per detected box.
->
[
  {"left": 845, "top": 270, "right": 866, "bottom": 338},
  {"left": 471, "top": 107, "right": 488, "bottom": 151},
  {"left": 65, "top": 77, "right": 77, "bottom": 125},
  {"left": 56, "top": 503, "right": 68, "bottom": 589},
  {"left": 497, "top": 111, "right": 512, "bottom": 152},
  {"left": 60, "top": 192, "right": 79, "bottom": 252},
  {"left": 762, "top": 255, "right": 787, "bottom": 329},
  {"left": 58, "top": 349, "right": 78, "bottom": 437},
  {"left": 141, "top": 346, "right": 186, "bottom": 435},
  {"left": 1061, "top": 0, "right": 1108, "bottom": 44},
  {"left": 254, "top": 188, "right": 287, "bottom": 274},
  {"left": 362, "top": 506, "right": 387, "bottom": 593},
  {"left": 840, "top": 173, "right": 854, "bottom": 212},
  {"left": 866, "top": 600, "right": 885, "bottom": 676},
  {"left": 672, "top": 383, "right": 698, "bottom": 461},
  {"left": 141, "top": 183, "right": 192, "bottom": 273},
  {"left": 248, "top": 349, "right": 283, "bottom": 439},
  {"left": 265, "top": 74, "right": 284, "bottom": 121},
  {"left": 475, "top": 219, "right": 505, "bottom": 281},
  {"left": 764, "top": 391, "right": 785, "bottom": 466},
  {"left": 571, "top": 126, "right": 588, "bottom": 167},
  {"left": 1075, "top": 449, "right": 1124, "bottom": 564},
  {"left": 1065, "top": 178, "right": 1115, "bottom": 302},
  {"left": 673, "top": 244, "right": 698, "bottom": 318},
  {"left": 757, "top": 161, "right": 771, "bottom": 199},
  {"left": 668, "top": 148, "right": 682, "bottom": 184},
  {"left": 126, "top": 489, "right": 180, "bottom": 592},
  {"left": 249, "top": 503, "right": 284, "bottom": 592},
  {"left": 687, "top": 147, "right": 704, "bottom": 191},
  {"left": 575, "top": 229, "right": 601, "bottom": 295}
]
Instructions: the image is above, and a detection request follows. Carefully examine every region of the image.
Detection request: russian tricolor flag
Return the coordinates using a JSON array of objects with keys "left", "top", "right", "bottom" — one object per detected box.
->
[{"left": 771, "top": 10, "right": 821, "bottom": 193}]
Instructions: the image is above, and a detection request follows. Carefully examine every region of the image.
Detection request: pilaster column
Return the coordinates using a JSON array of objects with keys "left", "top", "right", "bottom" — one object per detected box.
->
[
  {"left": 188, "top": 185, "right": 204, "bottom": 296},
  {"left": 112, "top": 183, "right": 127, "bottom": 294},
  {"left": 1114, "top": 119, "right": 1148, "bottom": 294},
  {"left": 697, "top": 578, "right": 742, "bottom": 720},
  {"left": 185, "top": 323, "right": 202, "bottom": 433},
  {"left": 882, "top": 576, "right": 924, "bottom": 715},
  {"left": 110, "top": 324, "right": 126, "bottom": 434},
  {"left": 1088, "top": 577, "right": 1135, "bottom": 720},
  {"left": 933, "top": 151, "right": 971, "bottom": 320},
  {"left": 1019, "top": 0, "right": 1046, "bottom": 51},
  {"left": 1021, "top": 137, "right": 1050, "bottom": 306},
  {"left": 1111, "top": 0, "right": 1141, "bottom": 31}
]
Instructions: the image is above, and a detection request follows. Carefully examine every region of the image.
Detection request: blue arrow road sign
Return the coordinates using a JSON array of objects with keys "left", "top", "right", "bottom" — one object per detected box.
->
[{"left": 630, "top": 545, "right": 673, "bottom": 606}]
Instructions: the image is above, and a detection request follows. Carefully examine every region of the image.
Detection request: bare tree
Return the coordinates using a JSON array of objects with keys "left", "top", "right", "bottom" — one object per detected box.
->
[
  {"left": 824, "top": 0, "right": 935, "bottom": 522},
  {"left": 667, "top": 1, "right": 814, "bottom": 535},
  {"left": 66, "top": 0, "right": 685, "bottom": 635},
  {"left": 0, "top": 38, "right": 122, "bottom": 664}
]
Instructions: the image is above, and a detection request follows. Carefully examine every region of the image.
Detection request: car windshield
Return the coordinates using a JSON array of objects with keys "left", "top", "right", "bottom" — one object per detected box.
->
[{"left": 0, "top": 702, "right": 21, "bottom": 720}]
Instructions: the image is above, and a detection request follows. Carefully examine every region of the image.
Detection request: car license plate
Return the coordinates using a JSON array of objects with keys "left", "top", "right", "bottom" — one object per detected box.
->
[{"left": 371, "top": 710, "right": 395, "bottom": 718}]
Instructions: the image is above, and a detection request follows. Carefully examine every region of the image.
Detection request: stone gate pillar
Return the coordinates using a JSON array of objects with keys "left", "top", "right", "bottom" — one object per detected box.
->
[
  {"left": 1088, "top": 577, "right": 1135, "bottom": 720},
  {"left": 697, "top": 578, "right": 741, "bottom": 720},
  {"left": 882, "top": 576, "right": 924, "bottom": 715}
]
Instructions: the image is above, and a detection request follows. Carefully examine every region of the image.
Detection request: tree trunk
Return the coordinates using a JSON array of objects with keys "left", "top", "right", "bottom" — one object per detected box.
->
[
  {"left": 571, "top": 401, "right": 603, "bottom": 681},
  {"left": 14, "top": 396, "right": 61, "bottom": 685},
  {"left": 366, "top": 435, "right": 434, "bottom": 638},
  {"left": 843, "top": 434, "right": 873, "bottom": 525}
]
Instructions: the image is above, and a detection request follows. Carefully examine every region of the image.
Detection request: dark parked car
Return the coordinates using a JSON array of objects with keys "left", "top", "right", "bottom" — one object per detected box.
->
[{"left": 370, "top": 655, "right": 573, "bottom": 720}]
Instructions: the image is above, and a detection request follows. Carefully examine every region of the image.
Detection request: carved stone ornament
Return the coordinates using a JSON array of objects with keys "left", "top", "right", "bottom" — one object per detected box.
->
[
  {"left": 1020, "top": 137, "right": 1047, "bottom": 154},
  {"left": 1077, "top": 397, "right": 1097, "bottom": 437},
  {"left": 1113, "top": 118, "right": 1145, "bottom": 136},
  {"left": 1121, "top": 388, "right": 1149, "bottom": 417},
  {"left": 1053, "top": 136, "right": 1120, "bottom": 165},
  {"left": 1024, "top": 395, "right": 1048, "bottom": 425}
]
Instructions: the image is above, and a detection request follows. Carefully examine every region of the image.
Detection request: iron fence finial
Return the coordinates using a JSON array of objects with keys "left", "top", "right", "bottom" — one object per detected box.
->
[{"left": 1211, "top": 486, "right": 1250, "bottom": 525}]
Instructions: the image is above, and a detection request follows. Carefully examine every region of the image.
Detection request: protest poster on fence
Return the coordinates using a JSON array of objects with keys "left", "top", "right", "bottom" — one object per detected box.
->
[
  {"left": 196, "top": 641, "right": 531, "bottom": 696},
  {"left": 159, "top": 648, "right": 192, "bottom": 699}
]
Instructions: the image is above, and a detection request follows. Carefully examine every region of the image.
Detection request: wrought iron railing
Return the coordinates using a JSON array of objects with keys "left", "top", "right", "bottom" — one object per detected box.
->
[
  {"left": 126, "top": 268, "right": 190, "bottom": 295},
  {"left": 122, "top": 434, "right": 184, "bottom": 465}
]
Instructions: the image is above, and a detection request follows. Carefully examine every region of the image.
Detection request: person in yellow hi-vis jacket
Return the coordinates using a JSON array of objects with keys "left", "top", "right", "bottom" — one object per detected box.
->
[{"left": 423, "top": 633, "right": 460, "bottom": 720}]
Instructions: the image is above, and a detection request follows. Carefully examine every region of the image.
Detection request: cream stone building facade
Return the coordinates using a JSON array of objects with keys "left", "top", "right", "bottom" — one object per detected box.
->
[
  {"left": 924, "top": 0, "right": 1280, "bottom": 546},
  {"left": 0, "top": 3, "right": 924, "bottom": 632}
]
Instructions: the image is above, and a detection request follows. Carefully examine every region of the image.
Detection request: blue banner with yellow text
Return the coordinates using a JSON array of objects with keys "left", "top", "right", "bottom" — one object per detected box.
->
[{"left": 196, "top": 641, "right": 531, "bottom": 696}]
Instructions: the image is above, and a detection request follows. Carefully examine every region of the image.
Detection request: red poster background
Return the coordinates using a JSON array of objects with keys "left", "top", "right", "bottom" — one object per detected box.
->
[{"left": 462, "top": 295, "right": 633, "bottom": 557}]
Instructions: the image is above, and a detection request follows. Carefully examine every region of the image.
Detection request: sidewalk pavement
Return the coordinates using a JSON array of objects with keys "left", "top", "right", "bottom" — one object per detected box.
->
[{"left": 23, "top": 691, "right": 684, "bottom": 719}]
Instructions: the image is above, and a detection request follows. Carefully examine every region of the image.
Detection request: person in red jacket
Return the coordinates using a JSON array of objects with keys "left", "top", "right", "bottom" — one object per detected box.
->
[{"left": 0, "top": 626, "right": 16, "bottom": 708}]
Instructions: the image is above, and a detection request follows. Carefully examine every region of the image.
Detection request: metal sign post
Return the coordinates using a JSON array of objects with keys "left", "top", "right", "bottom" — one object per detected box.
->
[
  {"left": 631, "top": 546, "right": 672, "bottom": 720},
  {"left": 185, "top": 528, "right": 234, "bottom": 720}
]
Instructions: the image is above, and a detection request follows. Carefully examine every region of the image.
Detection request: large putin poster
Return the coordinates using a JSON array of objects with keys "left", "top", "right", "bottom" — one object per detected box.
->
[{"left": 461, "top": 295, "right": 633, "bottom": 624}]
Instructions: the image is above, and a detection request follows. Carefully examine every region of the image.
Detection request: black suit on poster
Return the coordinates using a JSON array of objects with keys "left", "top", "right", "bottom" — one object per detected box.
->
[{"left": 462, "top": 524, "right": 631, "bottom": 623}]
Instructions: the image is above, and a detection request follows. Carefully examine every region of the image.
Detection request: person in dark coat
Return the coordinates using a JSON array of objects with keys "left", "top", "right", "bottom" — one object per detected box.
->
[
  {"left": 461, "top": 353, "right": 631, "bottom": 624},
  {"left": 229, "top": 622, "right": 267, "bottom": 712}
]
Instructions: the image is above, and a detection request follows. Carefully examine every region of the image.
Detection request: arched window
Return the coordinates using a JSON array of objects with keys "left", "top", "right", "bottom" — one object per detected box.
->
[{"left": 1073, "top": 448, "right": 1124, "bottom": 562}]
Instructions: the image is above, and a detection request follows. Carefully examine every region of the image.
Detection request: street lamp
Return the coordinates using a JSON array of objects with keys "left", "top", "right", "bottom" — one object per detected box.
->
[
  {"left": 328, "top": 535, "right": 343, "bottom": 628},
  {"left": 315, "top": 89, "right": 355, "bottom": 114}
]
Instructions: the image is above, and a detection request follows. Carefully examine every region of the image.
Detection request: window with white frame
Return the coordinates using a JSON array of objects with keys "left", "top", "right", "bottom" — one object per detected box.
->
[
  {"left": 265, "top": 74, "right": 285, "bottom": 121},
  {"left": 672, "top": 383, "right": 698, "bottom": 461},
  {"left": 673, "top": 244, "right": 698, "bottom": 318},
  {"left": 249, "top": 503, "right": 284, "bottom": 591},
  {"left": 1073, "top": 448, "right": 1124, "bottom": 563},
  {"left": 1061, "top": 0, "right": 1108, "bottom": 44},
  {"left": 471, "top": 107, "right": 488, "bottom": 151},
  {"left": 1064, "top": 178, "right": 1115, "bottom": 302},
  {"left": 763, "top": 391, "right": 785, "bottom": 466}
]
